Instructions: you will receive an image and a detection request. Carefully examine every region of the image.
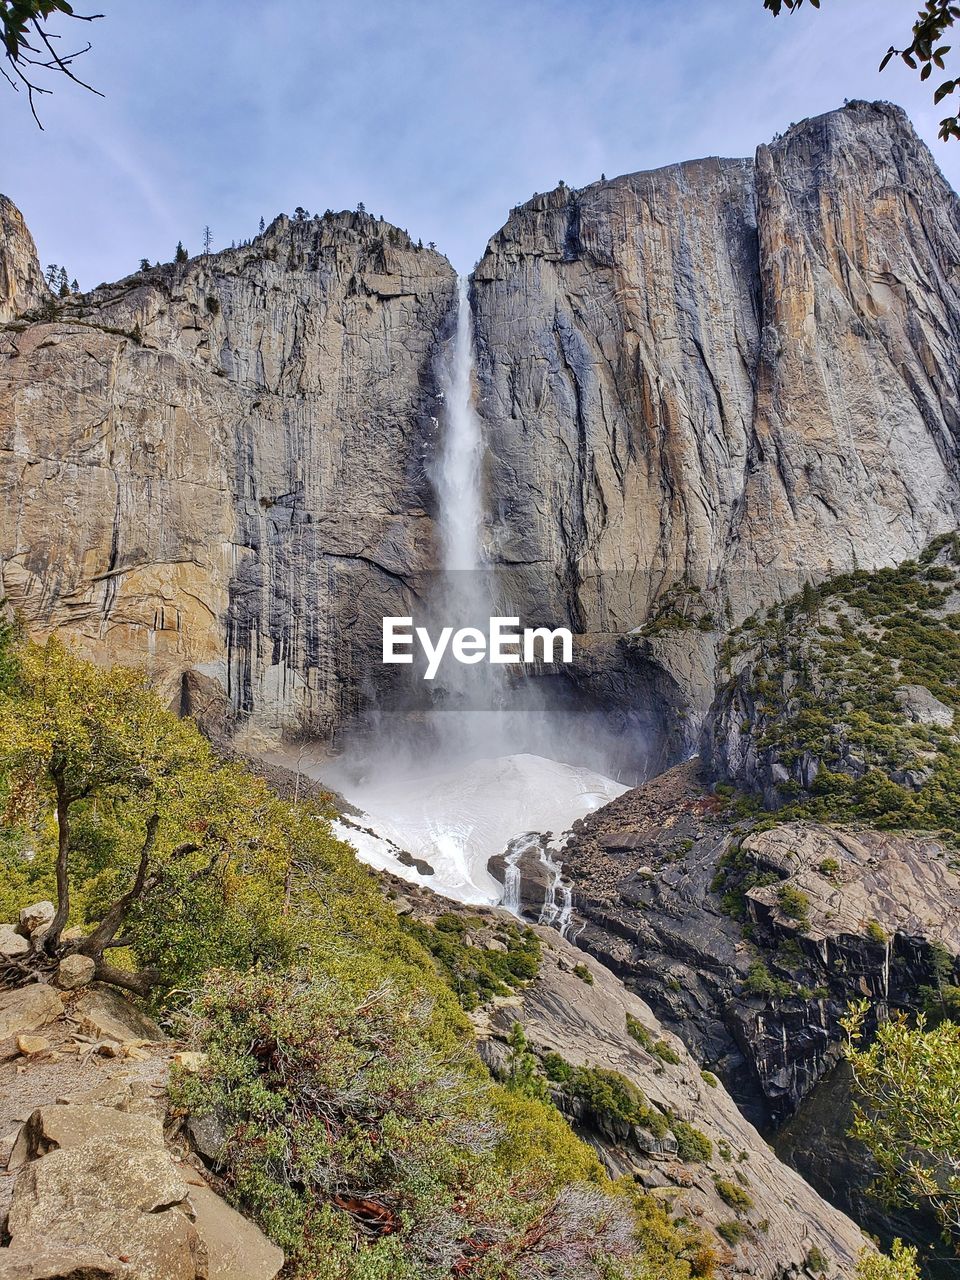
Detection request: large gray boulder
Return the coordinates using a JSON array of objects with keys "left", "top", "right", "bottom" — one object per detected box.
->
[
  {"left": 0, "top": 1241, "right": 126, "bottom": 1278},
  {"left": 71, "top": 986, "right": 162, "bottom": 1044},
  {"left": 6, "top": 1139, "right": 204, "bottom": 1280},
  {"left": 0, "top": 925, "right": 29, "bottom": 958},
  {"left": 8, "top": 1104, "right": 166, "bottom": 1169},
  {"left": 187, "top": 1183, "right": 284, "bottom": 1280}
]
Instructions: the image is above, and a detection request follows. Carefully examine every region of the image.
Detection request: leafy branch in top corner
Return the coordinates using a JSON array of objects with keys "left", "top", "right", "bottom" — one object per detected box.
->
[
  {"left": 1, "top": 0, "right": 103, "bottom": 127},
  {"left": 764, "top": 0, "right": 960, "bottom": 140}
]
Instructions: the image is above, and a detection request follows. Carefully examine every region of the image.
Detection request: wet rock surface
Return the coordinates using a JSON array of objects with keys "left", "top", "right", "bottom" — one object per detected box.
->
[{"left": 0, "top": 209, "right": 456, "bottom": 740}]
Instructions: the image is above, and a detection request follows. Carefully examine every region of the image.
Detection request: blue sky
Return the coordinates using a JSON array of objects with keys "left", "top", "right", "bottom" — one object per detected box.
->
[{"left": 4, "top": 0, "right": 959, "bottom": 283}]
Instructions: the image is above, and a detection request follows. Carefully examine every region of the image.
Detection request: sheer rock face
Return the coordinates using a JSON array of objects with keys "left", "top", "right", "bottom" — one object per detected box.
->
[
  {"left": 472, "top": 101, "right": 960, "bottom": 729},
  {"left": 541, "top": 762, "right": 960, "bottom": 1131},
  {"left": 3, "top": 102, "right": 960, "bottom": 742},
  {"left": 0, "top": 195, "right": 48, "bottom": 324},
  {"left": 0, "top": 212, "right": 456, "bottom": 734}
]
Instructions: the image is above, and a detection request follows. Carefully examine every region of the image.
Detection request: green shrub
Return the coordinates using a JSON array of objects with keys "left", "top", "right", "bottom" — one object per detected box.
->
[
  {"left": 776, "top": 884, "right": 811, "bottom": 927},
  {"left": 672, "top": 1120, "right": 713, "bottom": 1163},
  {"left": 716, "top": 1220, "right": 749, "bottom": 1246},
  {"left": 572, "top": 962, "right": 594, "bottom": 985},
  {"left": 541, "top": 1055, "right": 670, "bottom": 1140},
  {"left": 713, "top": 1177, "right": 754, "bottom": 1213},
  {"left": 627, "top": 1015, "right": 682, "bottom": 1064},
  {"left": 626, "top": 1013, "right": 655, "bottom": 1052},
  {"left": 654, "top": 1039, "right": 682, "bottom": 1065},
  {"left": 174, "top": 970, "right": 635, "bottom": 1279},
  {"left": 865, "top": 920, "right": 888, "bottom": 945},
  {"left": 700, "top": 1070, "right": 719, "bottom": 1088},
  {"left": 743, "top": 961, "right": 792, "bottom": 1000},
  {"left": 805, "top": 1244, "right": 830, "bottom": 1274},
  {"left": 401, "top": 913, "right": 540, "bottom": 1010},
  {"left": 855, "top": 1240, "right": 921, "bottom": 1280}
]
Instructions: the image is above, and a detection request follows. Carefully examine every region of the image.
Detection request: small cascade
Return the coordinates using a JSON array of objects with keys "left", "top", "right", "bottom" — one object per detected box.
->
[
  {"left": 538, "top": 846, "right": 574, "bottom": 937},
  {"left": 501, "top": 832, "right": 536, "bottom": 917}
]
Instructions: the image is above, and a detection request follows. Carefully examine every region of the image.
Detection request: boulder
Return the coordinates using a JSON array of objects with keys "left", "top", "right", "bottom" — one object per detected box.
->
[
  {"left": 0, "top": 1241, "right": 127, "bottom": 1278},
  {"left": 18, "top": 903, "right": 54, "bottom": 936},
  {"left": 56, "top": 954, "right": 96, "bottom": 990},
  {"left": 56, "top": 1078, "right": 136, "bottom": 1110},
  {"left": 894, "top": 683, "right": 954, "bottom": 729},
  {"left": 8, "top": 1104, "right": 165, "bottom": 1169},
  {"left": 188, "top": 1182, "right": 284, "bottom": 1279},
  {"left": 186, "top": 1112, "right": 228, "bottom": 1167},
  {"left": 6, "top": 1138, "right": 204, "bottom": 1280},
  {"left": 15, "top": 1036, "right": 49, "bottom": 1057},
  {"left": 72, "top": 985, "right": 162, "bottom": 1044},
  {"left": 0, "top": 925, "right": 29, "bottom": 957},
  {"left": 0, "top": 985, "right": 63, "bottom": 1042},
  {"left": 172, "top": 1051, "right": 207, "bottom": 1074}
]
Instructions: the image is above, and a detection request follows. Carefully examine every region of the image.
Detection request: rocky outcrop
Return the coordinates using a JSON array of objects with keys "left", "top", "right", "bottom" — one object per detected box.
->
[
  {"left": 0, "top": 210, "right": 455, "bottom": 737},
  {"left": 3, "top": 1095, "right": 283, "bottom": 1279},
  {"left": 529, "top": 764, "right": 960, "bottom": 1128},
  {"left": 0, "top": 983, "right": 283, "bottom": 1279},
  {"left": 375, "top": 872, "right": 871, "bottom": 1276},
  {"left": 472, "top": 100, "right": 960, "bottom": 734},
  {"left": 500, "top": 763, "right": 960, "bottom": 1263},
  {"left": 703, "top": 534, "right": 960, "bottom": 807},
  {"left": 0, "top": 984, "right": 63, "bottom": 1048},
  {"left": 0, "top": 196, "right": 47, "bottom": 325}
]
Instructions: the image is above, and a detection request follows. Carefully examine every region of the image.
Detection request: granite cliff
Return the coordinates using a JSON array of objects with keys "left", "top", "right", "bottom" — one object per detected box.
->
[
  {"left": 472, "top": 99, "right": 960, "bottom": 737},
  {"left": 0, "top": 200, "right": 455, "bottom": 739},
  {"left": 2, "top": 101, "right": 960, "bottom": 747}
]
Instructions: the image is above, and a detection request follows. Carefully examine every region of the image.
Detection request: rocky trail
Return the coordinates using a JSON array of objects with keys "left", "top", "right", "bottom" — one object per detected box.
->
[{"left": 0, "top": 925, "right": 282, "bottom": 1280}]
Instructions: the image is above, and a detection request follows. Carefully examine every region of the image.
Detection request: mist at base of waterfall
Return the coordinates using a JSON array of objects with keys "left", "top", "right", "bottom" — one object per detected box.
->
[{"left": 324, "top": 751, "right": 627, "bottom": 905}]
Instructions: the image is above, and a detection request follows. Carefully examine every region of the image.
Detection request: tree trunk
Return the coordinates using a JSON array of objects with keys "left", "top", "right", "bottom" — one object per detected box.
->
[
  {"left": 79, "top": 812, "right": 160, "bottom": 957},
  {"left": 93, "top": 959, "right": 160, "bottom": 997},
  {"left": 44, "top": 771, "right": 71, "bottom": 953}
]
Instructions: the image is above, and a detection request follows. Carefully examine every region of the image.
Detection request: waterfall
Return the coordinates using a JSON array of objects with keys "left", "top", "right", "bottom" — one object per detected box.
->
[
  {"left": 430, "top": 275, "right": 503, "bottom": 733},
  {"left": 313, "top": 278, "right": 632, "bottom": 910},
  {"left": 437, "top": 276, "right": 484, "bottom": 578},
  {"left": 502, "top": 832, "right": 536, "bottom": 917}
]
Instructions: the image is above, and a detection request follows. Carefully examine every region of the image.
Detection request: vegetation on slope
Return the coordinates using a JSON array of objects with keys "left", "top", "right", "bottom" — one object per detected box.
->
[
  {"left": 715, "top": 534, "right": 960, "bottom": 843},
  {"left": 709, "top": 541, "right": 960, "bottom": 1265},
  {"left": 0, "top": 629, "right": 713, "bottom": 1279}
]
